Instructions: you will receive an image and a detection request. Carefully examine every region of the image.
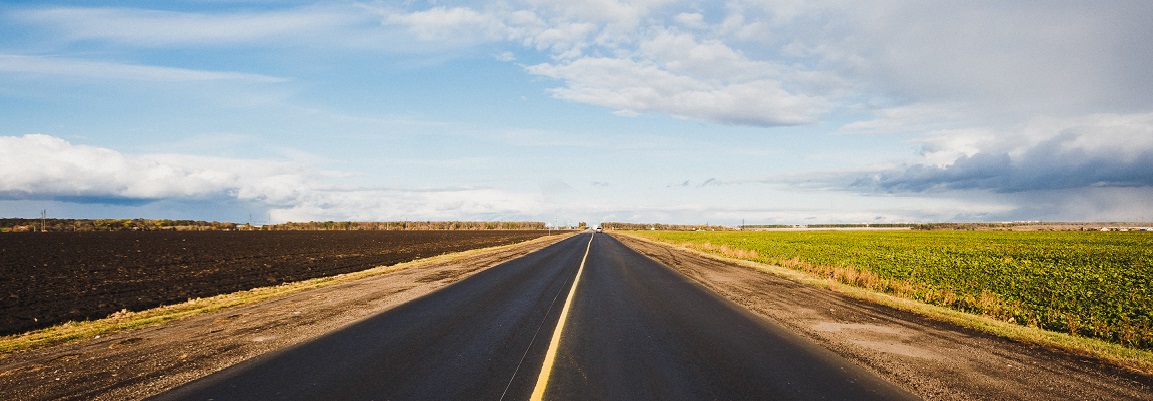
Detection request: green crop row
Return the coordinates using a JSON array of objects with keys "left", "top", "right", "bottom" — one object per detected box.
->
[{"left": 629, "top": 230, "right": 1153, "bottom": 349}]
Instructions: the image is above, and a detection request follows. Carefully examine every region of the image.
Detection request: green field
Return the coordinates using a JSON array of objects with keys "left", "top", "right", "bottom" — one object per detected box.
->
[{"left": 628, "top": 229, "right": 1153, "bottom": 349}]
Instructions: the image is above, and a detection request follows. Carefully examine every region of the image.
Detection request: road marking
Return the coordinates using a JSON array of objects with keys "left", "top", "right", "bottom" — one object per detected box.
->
[{"left": 529, "top": 232, "right": 594, "bottom": 400}]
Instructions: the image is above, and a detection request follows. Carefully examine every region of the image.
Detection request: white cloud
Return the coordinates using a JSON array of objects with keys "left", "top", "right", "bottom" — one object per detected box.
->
[
  {"left": 5, "top": 4, "right": 453, "bottom": 54},
  {"left": 9, "top": 6, "right": 359, "bottom": 47},
  {"left": 382, "top": 6, "right": 511, "bottom": 43},
  {"left": 758, "top": 1, "right": 1153, "bottom": 114},
  {"left": 0, "top": 134, "right": 238, "bottom": 200},
  {"left": 370, "top": 3, "right": 834, "bottom": 125},
  {"left": 525, "top": 0, "right": 676, "bottom": 30},
  {"left": 849, "top": 112, "right": 1153, "bottom": 193},
  {"left": 0, "top": 135, "right": 548, "bottom": 222},
  {"left": 674, "top": 12, "right": 706, "bottom": 29},
  {"left": 838, "top": 103, "right": 999, "bottom": 166},
  {"left": 695, "top": 108, "right": 1153, "bottom": 222},
  {"left": 270, "top": 187, "right": 546, "bottom": 223},
  {"left": 527, "top": 56, "right": 823, "bottom": 126},
  {"left": 838, "top": 103, "right": 977, "bottom": 135},
  {"left": 520, "top": 20, "right": 598, "bottom": 59},
  {"left": 371, "top": 5, "right": 596, "bottom": 57},
  {"left": 637, "top": 29, "right": 775, "bottom": 81},
  {"left": 0, "top": 54, "right": 287, "bottom": 82},
  {"left": 494, "top": 51, "right": 517, "bottom": 62}
]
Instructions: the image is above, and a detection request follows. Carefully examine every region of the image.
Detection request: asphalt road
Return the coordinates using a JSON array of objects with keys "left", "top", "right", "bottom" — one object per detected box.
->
[{"left": 150, "top": 232, "right": 918, "bottom": 400}]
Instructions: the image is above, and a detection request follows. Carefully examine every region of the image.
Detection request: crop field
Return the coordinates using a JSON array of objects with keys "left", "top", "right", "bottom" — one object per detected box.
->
[
  {"left": 628, "top": 229, "right": 1153, "bottom": 349},
  {"left": 0, "top": 230, "right": 552, "bottom": 336}
]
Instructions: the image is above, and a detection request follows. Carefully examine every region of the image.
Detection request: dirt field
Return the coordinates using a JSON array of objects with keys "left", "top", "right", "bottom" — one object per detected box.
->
[
  {"left": 613, "top": 234, "right": 1153, "bottom": 400},
  {"left": 0, "top": 234, "right": 570, "bottom": 401},
  {"left": 0, "top": 230, "right": 554, "bottom": 335}
]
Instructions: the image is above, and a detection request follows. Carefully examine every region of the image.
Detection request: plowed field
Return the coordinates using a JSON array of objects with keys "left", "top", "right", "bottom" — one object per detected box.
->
[{"left": 0, "top": 230, "right": 553, "bottom": 335}]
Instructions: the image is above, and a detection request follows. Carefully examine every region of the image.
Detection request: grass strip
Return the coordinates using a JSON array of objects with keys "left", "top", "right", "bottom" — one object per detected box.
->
[
  {"left": 616, "top": 232, "right": 1153, "bottom": 377},
  {"left": 0, "top": 234, "right": 568, "bottom": 354}
]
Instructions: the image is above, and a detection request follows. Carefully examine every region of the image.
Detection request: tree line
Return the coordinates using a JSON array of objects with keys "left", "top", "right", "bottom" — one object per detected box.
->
[
  {"left": 263, "top": 221, "right": 547, "bottom": 230},
  {"left": 0, "top": 218, "right": 239, "bottom": 232},
  {"left": 600, "top": 222, "right": 737, "bottom": 231},
  {"left": 1, "top": 218, "right": 548, "bottom": 232}
]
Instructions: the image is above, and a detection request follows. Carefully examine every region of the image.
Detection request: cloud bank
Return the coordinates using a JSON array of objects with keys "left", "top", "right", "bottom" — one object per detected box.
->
[
  {"left": 376, "top": 3, "right": 832, "bottom": 126},
  {"left": 851, "top": 113, "right": 1153, "bottom": 194},
  {"left": 794, "top": 112, "right": 1153, "bottom": 221},
  {"left": 374, "top": 1, "right": 1153, "bottom": 127},
  {"left": 0, "top": 134, "right": 237, "bottom": 201},
  {"left": 0, "top": 135, "right": 546, "bottom": 222}
]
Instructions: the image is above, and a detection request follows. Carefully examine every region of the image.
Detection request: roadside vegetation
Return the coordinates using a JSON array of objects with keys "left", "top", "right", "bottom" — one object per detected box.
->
[{"left": 627, "top": 230, "right": 1153, "bottom": 350}]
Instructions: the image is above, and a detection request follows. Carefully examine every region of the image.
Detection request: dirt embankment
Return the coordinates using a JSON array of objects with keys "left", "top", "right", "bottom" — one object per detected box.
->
[
  {"left": 0, "top": 234, "right": 570, "bottom": 401},
  {"left": 614, "top": 233, "right": 1153, "bottom": 401}
]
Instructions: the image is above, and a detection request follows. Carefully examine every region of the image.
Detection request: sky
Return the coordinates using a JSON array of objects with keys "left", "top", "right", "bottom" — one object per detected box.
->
[{"left": 2, "top": 0, "right": 1152, "bottom": 226}]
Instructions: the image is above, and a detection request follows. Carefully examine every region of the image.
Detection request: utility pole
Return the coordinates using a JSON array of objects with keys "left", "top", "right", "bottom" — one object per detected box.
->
[{"left": 40, "top": 209, "right": 47, "bottom": 232}]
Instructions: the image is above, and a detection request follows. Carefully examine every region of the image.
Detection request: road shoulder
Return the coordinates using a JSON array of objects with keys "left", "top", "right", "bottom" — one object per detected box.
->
[{"left": 613, "top": 233, "right": 1153, "bottom": 401}]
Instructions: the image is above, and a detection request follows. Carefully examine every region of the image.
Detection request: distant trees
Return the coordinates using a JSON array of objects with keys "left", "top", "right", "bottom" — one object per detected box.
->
[
  {"left": 600, "top": 222, "right": 736, "bottom": 231},
  {"left": 0, "top": 218, "right": 238, "bottom": 232},
  {"left": 0, "top": 218, "right": 549, "bottom": 232},
  {"left": 262, "top": 221, "right": 547, "bottom": 230}
]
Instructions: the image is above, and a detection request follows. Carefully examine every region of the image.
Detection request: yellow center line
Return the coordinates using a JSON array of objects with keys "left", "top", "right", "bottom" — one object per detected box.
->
[{"left": 529, "top": 232, "right": 594, "bottom": 400}]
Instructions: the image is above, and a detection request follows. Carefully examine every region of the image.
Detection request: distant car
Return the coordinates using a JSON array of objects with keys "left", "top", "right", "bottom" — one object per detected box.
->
[{"left": 595, "top": 226, "right": 603, "bottom": 232}]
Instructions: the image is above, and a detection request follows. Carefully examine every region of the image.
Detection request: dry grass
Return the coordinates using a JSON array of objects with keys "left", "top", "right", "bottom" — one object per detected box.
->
[
  {"left": 679, "top": 240, "right": 1035, "bottom": 326},
  {"left": 629, "top": 232, "right": 1153, "bottom": 376}
]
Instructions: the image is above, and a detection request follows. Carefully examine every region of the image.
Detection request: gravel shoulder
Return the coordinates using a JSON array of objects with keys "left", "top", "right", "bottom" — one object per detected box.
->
[
  {"left": 614, "top": 233, "right": 1153, "bottom": 401},
  {"left": 0, "top": 234, "right": 571, "bottom": 401}
]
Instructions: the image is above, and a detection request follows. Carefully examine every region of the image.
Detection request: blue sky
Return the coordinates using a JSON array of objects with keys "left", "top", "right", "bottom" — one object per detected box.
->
[{"left": 2, "top": 1, "right": 1152, "bottom": 225}]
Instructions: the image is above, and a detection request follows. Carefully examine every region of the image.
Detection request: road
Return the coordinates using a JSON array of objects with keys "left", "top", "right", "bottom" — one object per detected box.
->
[{"left": 150, "top": 232, "right": 918, "bottom": 400}]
